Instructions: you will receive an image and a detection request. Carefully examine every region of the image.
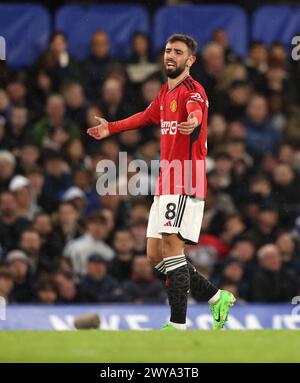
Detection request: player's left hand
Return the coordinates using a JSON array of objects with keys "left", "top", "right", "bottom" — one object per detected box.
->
[{"left": 178, "top": 112, "right": 199, "bottom": 135}]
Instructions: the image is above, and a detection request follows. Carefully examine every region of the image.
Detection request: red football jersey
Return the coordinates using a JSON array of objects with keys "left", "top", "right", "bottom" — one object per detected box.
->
[{"left": 146, "top": 75, "right": 208, "bottom": 198}]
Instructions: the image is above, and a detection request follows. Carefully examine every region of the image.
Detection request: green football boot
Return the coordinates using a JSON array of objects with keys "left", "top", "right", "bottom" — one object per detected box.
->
[
  {"left": 161, "top": 323, "right": 177, "bottom": 330},
  {"left": 210, "top": 290, "right": 236, "bottom": 329}
]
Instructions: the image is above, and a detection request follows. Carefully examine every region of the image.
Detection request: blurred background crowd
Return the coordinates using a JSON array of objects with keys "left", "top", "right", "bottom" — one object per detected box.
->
[{"left": 1, "top": 1, "right": 300, "bottom": 305}]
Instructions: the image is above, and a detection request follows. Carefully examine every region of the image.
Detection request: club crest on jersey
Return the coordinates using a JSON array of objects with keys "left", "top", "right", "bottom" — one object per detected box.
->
[{"left": 170, "top": 99, "right": 177, "bottom": 112}]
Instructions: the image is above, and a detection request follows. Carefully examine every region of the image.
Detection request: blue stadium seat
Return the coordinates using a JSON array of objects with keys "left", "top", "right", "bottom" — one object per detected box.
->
[
  {"left": 252, "top": 5, "right": 300, "bottom": 47},
  {"left": 0, "top": 4, "right": 51, "bottom": 69},
  {"left": 153, "top": 5, "right": 248, "bottom": 57},
  {"left": 55, "top": 5, "right": 150, "bottom": 60}
]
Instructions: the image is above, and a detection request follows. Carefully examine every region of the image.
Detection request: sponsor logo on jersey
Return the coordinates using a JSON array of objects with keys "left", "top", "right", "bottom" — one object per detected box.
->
[
  {"left": 164, "top": 220, "right": 172, "bottom": 226},
  {"left": 170, "top": 99, "right": 177, "bottom": 112},
  {"left": 161, "top": 120, "right": 177, "bottom": 135},
  {"left": 190, "top": 92, "right": 203, "bottom": 102},
  {"left": 189, "top": 92, "right": 209, "bottom": 107}
]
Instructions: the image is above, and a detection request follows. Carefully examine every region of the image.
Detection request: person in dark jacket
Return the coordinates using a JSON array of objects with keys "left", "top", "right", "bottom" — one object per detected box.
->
[
  {"left": 251, "top": 244, "right": 299, "bottom": 302},
  {"left": 0, "top": 191, "right": 30, "bottom": 259},
  {"left": 82, "top": 31, "right": 117, "bottom": 101},
  {"left": 123, "top": 256, "right": 167, "bottom": 303},
  {"left": 80, "top": 253, "right": 124, "bottom": 302},
  {"left": 7, "top": 249, "right": 35, "bottom": 303},
  {"left": 54, "top": 269, "right": 96, "bottom": 304},
  {"left": 109, "top": 229, "right": 135, "bottom": 282}
]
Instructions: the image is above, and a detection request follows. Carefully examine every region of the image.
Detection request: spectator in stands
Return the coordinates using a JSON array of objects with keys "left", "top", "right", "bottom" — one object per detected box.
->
[
  {"left": 210, "top": 151, "right": 233, "bottom": 192},
  {"left": 119, "top": 130, "right": 142, "bottom": 155},
  {"left": 27, "top": 167, "right": 58, "bottom": 214},
  {"left": 126, "top": 32, "right": 159, "bottom": 83},
  {"left": 62, "top": 81, "right": 88, "bottom": 127},
  {"left": 109, "top": 229, "right": 135, "bottom": 282},
  {"left": 216, "top": 80, "right": 251, "bottom": 121},
  {"left": 194, "top": 42, "right": 225, "bottom": 107},
  {"left": 139, "top": 77, "right": 162, "bottom": 110},
  {"left": 33, "top": 31, "right": 81, "bottom": 92},
  {"left": 123, "top": 256, "right": 167, "bottom": 303},
  {"left": 231, "top": 236, "right": 256, "bottom": 264},
  {"left": 63, "top": 212, "right": 115, "bottom": 275},
  {"left": 130, "top": 218, "right": 148, "bottom": 255},
  {"left": 51, "top": 201, "right": 83, "bottom": 257},
  {"left": 0, "top": 117, "right": 5, "bottom": 149},
  {"left": 212, "top": 29, "right": 239, "bottom": 63},
  {"left": 0, "top": 267, "right": 14, "bottom": 302},
  {"left": 17, "top": 142, "right": 40, "bottom": 175},
  {"left": 73, "top": 169, "right": 101, "bottom": 216},
  {"left": 43, "top": 152, "right": 72, "bottom": 200},
  {"left": 100, "top": 207, "right": 115, "bottom": 241},
  {"left": 266, "top": 59, "right": 289, "bottom": 95},
  {"left": 0, "top": 89, "right": 11, "bottom": 119},
  {"left": 4, "top": 106, "right": 30, "bottom": 150},
  {"left": 19, "top": 228, "right": 44, "bottom": 272},
  {"left": 36, "top": 278, "right": 58, "bottom": 304},
  {"left": 220, "top": 213, "right": 247, "bottom": 246},
  {"left": 61, "top": 186, "right": 87, "bottom": 219},
  {"left": 54, "top": 269, "right": 96, "bottom": 303},
  {"left": 32, "top": 94, "right": 80, "bottom": 148},
  {"left": 32, "top": 213, "right": 59, "bottom": 271},
  {"left": 0, "top": 191, "right": 30, "bottom": 258},
  {"left": 245, "top": 41, "right": 268, "bottom": 92},
  {"left": 128, "top": 32, "right": 152, "bottom": 64},
  {"left": 7, "top": 249, "right": 35, "bottom": 303},
  {"left": 82, "top": 31, "right": 116, "bottom": 100},
  {"left": 80, "top": 253, "right": 124, "bottom": 302},
  {"left": 201, "top": 187, "right": 228, "bottom": 236},
  {"left": 269, "top": 42, "right": 288, "bottom": 69},
  {"left": 278, "top": 143, "right": 297, "bottom": 167},
  {"left": 212, "top": 257, "right": 249, "bottom": 300},
  {"left": 272, "top": 162, "right": 300, "bottom": 206},
  {"left": 247, "top": 202, "right": 280, "bottom": 249},
  {"left": 0, "top": 150, "right": 16, "bottom": 192},
  {"left": 251, "top": 244, "right": 299, "bottom": 302},
  {"left": 6, "top": 79, "right": 28, "bottom": 108},
  {"left": 9, "top": 175, "right": 41, "bottom": 220},
  {"left": 242, "top": 94, "right": 281, "bottom": 155},
  {"left": 64, "top": 139, "right": 86, "bottom": 169},
  {"left": 275, "top": 231, "right": 300, "bottom": 275},
  {"left": 100, "top": 76, "right": 135, "bottom": 121}
]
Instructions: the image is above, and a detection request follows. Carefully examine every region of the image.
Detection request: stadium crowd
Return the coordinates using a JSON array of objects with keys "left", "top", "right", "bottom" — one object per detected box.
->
[{"left": 0, "top": 27, "right": 300, "bottom": 305}]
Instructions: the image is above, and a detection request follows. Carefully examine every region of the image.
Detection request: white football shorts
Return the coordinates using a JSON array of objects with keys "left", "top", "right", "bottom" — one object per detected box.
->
[{"left": 146, "top": 194, "right": 205, "bottom": 245}]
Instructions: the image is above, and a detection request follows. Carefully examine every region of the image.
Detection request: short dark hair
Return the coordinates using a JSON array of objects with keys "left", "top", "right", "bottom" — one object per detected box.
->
[
  {"left": 50, "top": 31, "right": 67, "bottom": 43},
  {"left": 86, "top": 211, "right": 107, "bottom": 225},
  {"left": 167, "top": 34, "right": 198, "bottom": 55}
]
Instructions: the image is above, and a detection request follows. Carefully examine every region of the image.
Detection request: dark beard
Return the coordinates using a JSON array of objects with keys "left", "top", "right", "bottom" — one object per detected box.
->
[{"left": 165, "top": 63, "right": 186, "bottom": 79}]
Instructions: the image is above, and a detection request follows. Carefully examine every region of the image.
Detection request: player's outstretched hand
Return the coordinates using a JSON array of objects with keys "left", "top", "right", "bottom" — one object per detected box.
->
[
  {"left": 86, "top": 116, "right": 110, "bottom": 140},
  {"left": 178, "top": 112, "right": 199, "bottom": 135}
]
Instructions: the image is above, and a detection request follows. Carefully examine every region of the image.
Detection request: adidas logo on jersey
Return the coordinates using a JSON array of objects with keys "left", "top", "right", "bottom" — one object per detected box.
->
[{"left": 164, "top": 220, "right": 172, "bottom": 226}]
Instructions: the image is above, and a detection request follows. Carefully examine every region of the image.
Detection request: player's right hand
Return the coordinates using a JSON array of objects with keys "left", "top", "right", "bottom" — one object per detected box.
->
[{"left": 86, "top": 116, "right": 110, "bottom": 140}]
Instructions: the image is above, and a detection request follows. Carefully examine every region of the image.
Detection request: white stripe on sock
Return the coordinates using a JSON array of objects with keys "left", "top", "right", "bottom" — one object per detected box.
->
[
  {"left": 155, "top": 260, "right": 166, "bottom": 273},
  {"left": 164, "top": 255, "right": 186, "bottom": 273}
]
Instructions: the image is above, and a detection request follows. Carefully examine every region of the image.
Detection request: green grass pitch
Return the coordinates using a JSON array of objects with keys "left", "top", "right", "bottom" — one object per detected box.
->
[{"left": 0, "top": 330, "right": 299, "bottom": 362}]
